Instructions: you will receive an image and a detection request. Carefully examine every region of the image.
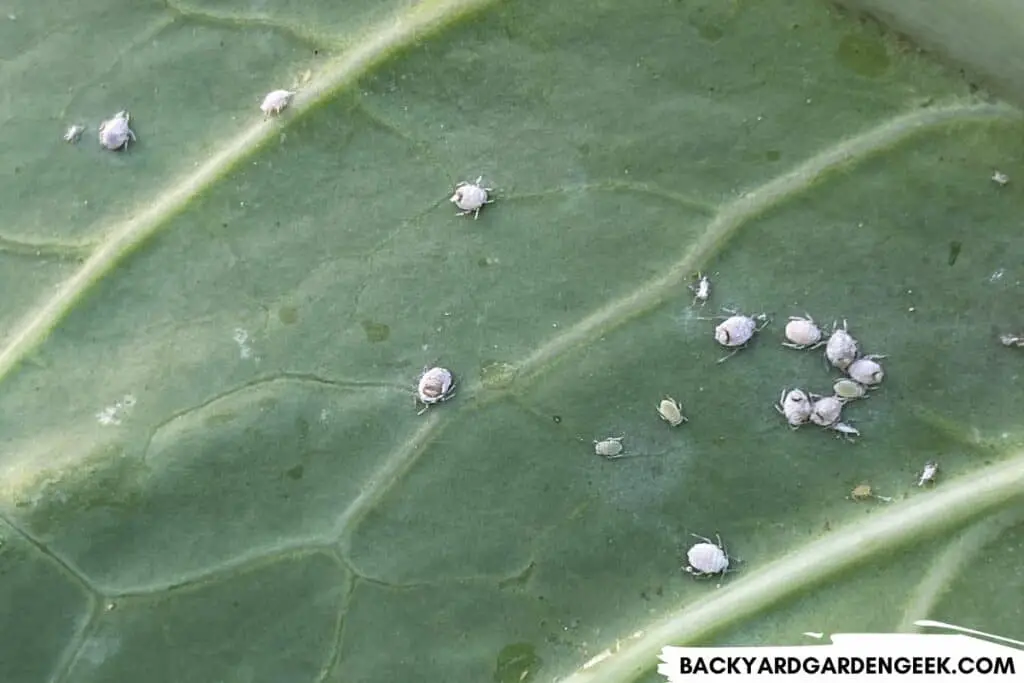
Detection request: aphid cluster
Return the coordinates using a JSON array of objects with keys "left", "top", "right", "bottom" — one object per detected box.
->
[{"left": 776, "top": 317, "right": 887, "bottom": 439}]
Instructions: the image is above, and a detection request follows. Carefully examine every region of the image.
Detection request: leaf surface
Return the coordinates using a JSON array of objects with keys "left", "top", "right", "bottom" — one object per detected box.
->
[{"left": 1, "top": 1, "right": 1023, "bottom": 682}]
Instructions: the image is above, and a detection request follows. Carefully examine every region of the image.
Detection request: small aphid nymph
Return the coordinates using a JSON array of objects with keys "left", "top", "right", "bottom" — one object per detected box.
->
[
  {"left": 848, "top": 483, "right": 892, "bottom": 502},
  {"left": 992, "top": 171, "right": 1010, "bottom": 186},
  {"left": 783, "top": 315, "right": 825, "bottom": 350},
  {"left": 415, "top": 366, "right": 456, "bottom": 415},
  {"left": 689, "top": 273, "right": 711, "bottom": 306},
  {"left": 63, "top": 124, "right": 85, "bottom": 143},
  {"left": 917, "top": 460, "right": 940, "bottom": 487},
  {"left": 684, "top": 533, "right": 731, "bottom": 577},
  {"left": 825, "top": 319, "right": 859, "bottom": 370},
  {"left": 847, "top": 355, "right": 885, "bottom": 386},
  {"left": 261, "top": 89, "right": 296, "bottom": 116},
  {"left": 593, "top": 436, "right": 626, "bottom": 458},
  {"left": 775, "top": 388, "right": 812, "bottom": 428},
  {"left": 833, "top": 378, "right": 867, "bottom": 400},
  {"left": 97, "top": 111, "right": 136, "bottom": 151},
  {"left": 450, "top": 176, "right": 494, "bottom": 219},
  {"left": 1000, "top": 333, "right": 1024, "bottom": 348},
  {"left": 656, "top": 396, "right": 688, "bottom": 427},
  {"left": 713, "top": 309, "right": 770, "bottom": 362}
]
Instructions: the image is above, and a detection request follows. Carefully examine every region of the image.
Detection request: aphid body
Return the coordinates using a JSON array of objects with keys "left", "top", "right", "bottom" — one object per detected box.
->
[
  {"left": 783, "top": 315, "right": 825, "bottom": 350},
  {"left": 450, "top": 176, "right": 494, "bottom": 219},
  {"left": 656, "top": 396, "right": 687, "bottom": 427},
  {"left": 810, "top": 395, "right": 845, "bottom": 427},
  {"left": 775, "top": 388, "right": 812, "bottom": 428},
  {"left": 261, "top": 89, "right": 296, "bottom": 115},
  {"left": 999, "top": 333, "right": 1024, "bottom": 348},
  {"left": 917, "top": 460, "right": 940, "bottom": 487},
  {"left": 64, "top": 124, "right": 85, "bottom": 143},
  {"left": 847, "top": 356, "right": 884, "bottom": 386},
  {"left": 684, "top": 533, "right": 730, "bottom": 577},
  {"left": 825, "top": 319, "right": 859, "bottom": 370},
  {"left": 713, "top": 310, "right": 769, "bottom": 362},
  {"left": 689, "top": 273, "right": 711, "bottom": 306},
  {"left": 833, "top": 378, "right": 867, "bottom": 400},
  {"left": 98, "top": 111, "right": 136, "bottom": 151},
  {"left": 593, "top": 436, "right": 625, "bottom": 458},
  {"left": 416, "top": 366, "right": 455, "bottom": 415}
]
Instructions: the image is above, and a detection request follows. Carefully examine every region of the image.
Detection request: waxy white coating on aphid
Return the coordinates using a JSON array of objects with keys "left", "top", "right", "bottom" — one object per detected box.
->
[
  {"left": 714, "top": 310, "right": 769, "bottom": 347},
  {"left": 992, "top": 171, "right": 1010, "bottom": 186},
  {"left": 416, "top": 366, "right": 455, "bottom": 415},
  {"left": 689, "top": 273, "right": 711, "bottom": 306},
  {"left": 593, "top": 436, "right": 625, "bottom": 457},
  {"left": 782, "top": 315, "right": 825, "bottom": 350},
  {"left": 917, "top": 460, "right": 940, "bottom": 487},
  {"left": 97, "top": 111, "right": 136, "bottom": 151},
  {"left": 847, "top": 356, "right": 884, "bottom": 386},
  {"left": 809, "top": 395, "right": 845, "bottom": 427},
  {"left": 656, "top": 396, "right": 687, "bottom": 427},
  {"left": 260, "top": 89, "right": 296, "bottom": 115},
  {"left": 833, "top": 378, "right": 867, "bottom": 400},
  {"left": 685, "top": 533, "right": 730, "bottom": 577},
  {"left": 63, "top": 124, "right": 85, "bottom": 143},
  {"left": 775, "top": 388, "right": 812, "bottom": 427},
  {"left": 825, "top": 320, "right": 859, "bottom": 370},
  {"left": 450, "top": 176, "right": 494, "bottom": 219}
]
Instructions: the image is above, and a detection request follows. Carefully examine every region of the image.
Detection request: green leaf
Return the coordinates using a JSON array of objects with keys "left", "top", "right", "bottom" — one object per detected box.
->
[{"left": 1, "top": 1, "right": 1023, "bottom": 682}]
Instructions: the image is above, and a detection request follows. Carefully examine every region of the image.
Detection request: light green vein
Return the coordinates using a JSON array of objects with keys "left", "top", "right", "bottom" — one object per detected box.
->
[
  {"left": 0, "top": 0, "right": 499, "bottom": 386},
  {"left": 555, "top": 452, "right": 1024, "bottom": 683},
  {"left": 511, "top": 100, "right": 1021, "bottom": 384},
  {"left": 330, "top": 100, "right": 1021, "bottom": 550},
  {"left": 0, "top": 235, "right": 95, "bottom": 260}
]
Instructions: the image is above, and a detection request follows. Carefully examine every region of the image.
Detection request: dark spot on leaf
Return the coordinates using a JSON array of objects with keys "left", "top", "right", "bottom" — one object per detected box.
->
[
  {"left": 285, "top": 464, "right": 304, "bottom": 480},
  {"left": 948, "top": 241, "right": 962, "bottom": 266},
  {"left": 764, "top": 150, "right": 781, "bottom": 162},
  {"left": 494, "top": 643, "right": 541, "bottom": 683},
  {"left": 552, "top": 415, "right": 561, "bottom": 424},
  {"left": 361, "top": 320, "right": 390, "bottom": 343},
  {"left": 836, "top": 34, "right": 890, "bottom": 78},
  {"left": 278, "top": 306, "right": 299, "bottom": 324},
  {"left": 295, "top": 417, "right": 310, "bottom": 440}
]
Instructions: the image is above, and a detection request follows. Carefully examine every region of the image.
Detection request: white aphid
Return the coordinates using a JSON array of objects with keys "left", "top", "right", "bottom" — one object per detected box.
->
[
  {"left": 415, "top": 366, "right": 455, "bottom": 415},
  {"left": 656, "top": 396, "right": 688, "bottom": 427},
  {"left": 450, "top": 176, "right": 494, "bottom": 219},
  {"left": 684, "top": 533, "right": 730, "bottom": 577},
  {"left": 847, "top": 355, "right": 885, "bottom": 386},
  {"left": 992, "top": 171, "right": 1010, "bottom": 186},
  {"left": 63, "top": 124, "right": 85, "bottom": 143},
  {"left": 260, "top": 89, "right": 296, "bottom": 115},
  {"left": 97, "top": 111, "right": 136, "bottom": 151},
  {"left": 593, "top": 436, "right": 625, "bottom": 458},
  {"left": 830, "top": 422, "right": 860, "bottom": 438},
  {"left": 689, "top": 273, "right": 711, "bottom": 306},
  {"left": 999, "top": 333, "right": 1023, "bottom": 348},
  {"left": 775, "top": 388, "right": 812, "bottom": 428},
  {"left": 825, "top": 319, "right": 859, "bottom": 370},
  {"left": 713, "top": 309, "right": 769, "bottom": 362},
  {"left": 833, "top": 378, "right": 867, "bottom": 400},
  {"left": 782, "top": 315, "right": 825, "bottom": 350},
  {"left": 809, "top": 395, "right": 845, "bottom": 427},
  {"left": 917, "top": 460, "right": 940, "bottom": 487}
]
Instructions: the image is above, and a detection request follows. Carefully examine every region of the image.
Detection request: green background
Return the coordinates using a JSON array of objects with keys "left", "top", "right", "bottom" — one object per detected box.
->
[{"left": 1, "top": 0, "right": 1022, "bottom": 681}]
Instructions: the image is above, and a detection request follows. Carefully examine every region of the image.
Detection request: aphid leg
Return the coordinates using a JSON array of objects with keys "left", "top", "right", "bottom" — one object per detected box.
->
[{"left": 716, "top": 349, "right": 739, "bottom": 364}]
